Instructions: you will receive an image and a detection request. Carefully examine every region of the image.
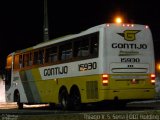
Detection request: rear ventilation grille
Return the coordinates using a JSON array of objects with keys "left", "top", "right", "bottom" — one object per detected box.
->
[{"left": 86, "top": 81, "right": 98, "bottom": 99}]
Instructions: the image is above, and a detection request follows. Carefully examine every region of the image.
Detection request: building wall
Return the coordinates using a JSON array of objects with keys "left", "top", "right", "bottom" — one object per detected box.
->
[{"left": 0, "top": 76, "right": 5, "bottom": 102}]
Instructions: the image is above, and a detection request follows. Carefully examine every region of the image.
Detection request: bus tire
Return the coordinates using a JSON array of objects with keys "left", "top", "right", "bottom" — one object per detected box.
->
[
  {"left": 14, "top": 91, "right": 23, "bottom": 109},
  {"left": 49, "top": 103, "right": 56, "bottom": 110},
  {"left": 17, "top": 102, "right": 23, "bottom": 109},
  {"left": 70, "top": 87, "right": 81, "bottom": 110},
  {"left": 59, "top": 88, "right": 69, "bottom": 110}
]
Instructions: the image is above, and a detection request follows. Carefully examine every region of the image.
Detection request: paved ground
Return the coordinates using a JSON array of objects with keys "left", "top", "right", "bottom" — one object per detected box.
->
[{"left": 0, "top": 101, "right": 160, "bottom": 120}]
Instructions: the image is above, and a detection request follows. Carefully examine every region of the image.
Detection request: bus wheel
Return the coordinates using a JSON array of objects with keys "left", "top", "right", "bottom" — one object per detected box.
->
[
  {"left": 14, "top": 91, "right": 23, "bottom": 109},
  {"left": 17, "top": 102, "right": 23, "bottom": 109},
  {"left": 49, "top": 103, "right": 56, "bottom": 110},
  {"left": 70, "top": 88, "right": 81, "bottom": 110},
  {"left": 59, "top": 89, "right": 69, "bottom": 110}
]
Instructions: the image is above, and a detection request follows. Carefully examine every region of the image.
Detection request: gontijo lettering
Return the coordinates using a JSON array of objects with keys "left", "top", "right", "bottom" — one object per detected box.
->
[
  {"left": 44, "top": 66, "right": 68, "bottom": 76},
  {"left": 112, "top": 43, "right": 147, "bottom": 49}
]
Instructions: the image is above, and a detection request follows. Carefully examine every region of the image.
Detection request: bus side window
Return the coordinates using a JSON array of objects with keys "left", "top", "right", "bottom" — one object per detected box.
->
[
  {"left": 29, "top": 52, "right": 33, "bottom": 66},
  {"left": 45, "top": 46, "right": 58, "bottom": 63},
  {"left": 79, "top": 39, "right": 89, "bottom": 57},
  {"left": 14, "top": 54, "right": 20, "bottom": 69},
  {"left": 19, "top": 55, "right": 23, "bottom": 68},
  {"left": 90, "top": 35, "right": 98, "bottom": 57},
  {"left": 23, "top": 53, "right": 30, "bottom": 67},
  {"left": 74, "top": 39, "right": 89, "bottom": 57},
  {"left": 59, "top": 42, "right": 72, "bottom": 61},
  {"left": 33, "top": 51, "right": 39, "bottom": 65},
  {"left": 39, "top": 50, "right": 44, "bottom": 64}
]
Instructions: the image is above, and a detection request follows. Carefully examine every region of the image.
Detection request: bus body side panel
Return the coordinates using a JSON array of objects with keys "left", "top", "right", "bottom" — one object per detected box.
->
[
  {"left": 5, "top": 70, "right": 28, "bottom": 103},
  {"left": 11, "top": 58, "right": 102, "bottom": 104}
]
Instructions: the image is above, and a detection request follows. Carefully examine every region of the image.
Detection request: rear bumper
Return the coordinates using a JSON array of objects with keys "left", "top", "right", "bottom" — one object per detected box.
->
[{"left": 100, "top": 88, "right": 156, "bottom": 100}]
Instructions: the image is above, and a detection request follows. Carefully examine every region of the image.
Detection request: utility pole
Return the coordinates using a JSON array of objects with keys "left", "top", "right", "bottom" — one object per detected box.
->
[{"left": 43, "top": 0, "right": 49, "bottom": 41}]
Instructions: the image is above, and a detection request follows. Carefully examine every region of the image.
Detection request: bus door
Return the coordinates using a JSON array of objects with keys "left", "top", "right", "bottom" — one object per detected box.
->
[{"left": 5, "top": 55, "right": 13, "bottom": 91}]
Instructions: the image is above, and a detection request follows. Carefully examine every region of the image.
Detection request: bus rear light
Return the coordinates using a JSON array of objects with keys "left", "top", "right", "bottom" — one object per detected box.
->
[
  {"left": 150, "top": 74, "right": 156, "bottom": 85},
  {"left": 106, "top": 24, "right": 110, "bottom": 27},
  {"left": 145, "top": 25, "right": 149, "bottom": 29},
  {"left": 151, "top": 74, "right": 156, "bottom": 78},
  {"left": 102, "top": 74, "right": 109, "bottom": 86},
  {"left": 151, "top": 79, "right": 156, "bottom": 84}
]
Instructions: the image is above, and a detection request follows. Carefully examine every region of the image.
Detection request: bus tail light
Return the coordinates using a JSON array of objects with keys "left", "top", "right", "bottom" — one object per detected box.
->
[
  {"left": 102, "top": 74, "right": 109, "bottom": 86},
  {"left": 150, "top": 74, "right": 156, "bottom": 85}
]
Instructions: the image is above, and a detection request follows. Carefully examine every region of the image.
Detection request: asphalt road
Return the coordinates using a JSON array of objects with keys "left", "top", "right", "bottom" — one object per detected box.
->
[{"left": 0, "top": 101, "right": 160, "bottom": 120}]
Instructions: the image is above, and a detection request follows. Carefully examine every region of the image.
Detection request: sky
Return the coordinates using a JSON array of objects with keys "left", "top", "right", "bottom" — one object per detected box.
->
[{"left": 0, "top": 0, "right": 160, "bottom": 70}]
